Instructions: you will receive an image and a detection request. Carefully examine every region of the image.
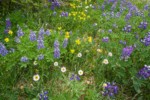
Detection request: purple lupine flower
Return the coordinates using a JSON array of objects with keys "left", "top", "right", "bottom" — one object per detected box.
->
[
  {"left": 61, "top": 12, "right": 65, "bottom": 17},
  {"left": 121, "top": 46, "right": 134, "bottom": 60},
  {"left": 138, "top": 21, "right": 148, "bottom": 29},
  {"left": 130, "top": 5, "right": 138, "bottom": 12},
  {"left": 45, "top": 29, "right": 50, "bottom": 36},
  {"left": 123, "top": 24, "right": 132, "bottom": 32},
  {"left": 17, "top": 27, "right": 24, "bottom": 37},
  {"left": 54, "top": 40, "right": 59, "bottom": 48},
  {"left": 141, "top": 32, "right": 150, "bottom": 46},
  {"left": 37, "top": 39, "right": 45, "bottom": 49},
  {"left": 111, "top": 1, "right": 117, "bottom": 11},
  {"left": 137, "top": 65, "right": 150, "bottom": 79},
  {"left": 61, "top": 12, "right": 68, "bottom": 17},
  {"left": 65, "top": 12, "right": 69, "bottom": 17},
  {"left": 37, "top": 28, "right": 45, "bottom": 47},
  {"left": 70, "top": 74, "right": 75, "bottom": 80},
  {"left": 0, "top": 43, "right": 8, "bottom": 56},
  {"left": 144, "top": 5, "right": 149, "bottom": 10},
  {"left": 101, "top": 4, "right": 105, "bottom": 11},
  {"left": 39, "top": 28, "right": 45, "bottom": 36},
  {"left": 20, "top": 56, "right": 28, "bottom": 62},
  {"left": 102, "top": 82, "right": 119, "bottom": 97},
  {"left": 125, "top": 12, "right": 132, "bottom": 20},
  {"left": 108, "top": 29, "right": 112, "bottom": 33},
  {"left": 54, "top": 40, "right": 60, "bottom": 58},
  {"left": 75, "top": 75, "right": 80, "bottom": 81},
  {"left": 54, "top": 47, "right": 60, "bottom": 58},
  {"left": 49, "top": 0, "right": 60, "bottom": 10},
  {"left": 39, "top": 91, "right": 48, "bottom": 100},
  {"left": 38, "top": 54, "right": 44, "bottom": 60},
  {"left": 29, "top": 31, "right": 36, "bottom": 41},
  {"left": 70, "top": 74, "right": 80, "bottom": 81},
  {"left": 63, "top": 38, "right": 68, "bottom": 48},
  {"left": 102, "top": 37, "right": 109, "bottom": 42},
  {"left": 6, "top": 18, "right": 11, "bottom": 29}
]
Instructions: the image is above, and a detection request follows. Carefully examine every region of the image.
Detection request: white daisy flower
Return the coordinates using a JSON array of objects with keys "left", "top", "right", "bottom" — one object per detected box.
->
[
  {"left": 33, "top": 61, "right": 38, "bottom": 66},
  {"left": 78, "top": 70, "right": 84, "bottom": 76},
  {"left": 33, "top": 74, "right": 40, "bottom": 82},
  {"left": 54, "top": 62, "right": 58, "bottom": 66},
  {"left": 102, "top": 59, "right": 109, "bottom": 64},
  {"left": 61, "top": 67, "right": 66, "bottom": 73},
  {"left": 108, "top": 52, "right": 112, "bottom": 57},
  {"left": 77, "top": 53, "right": 82, "bottom": 57}
]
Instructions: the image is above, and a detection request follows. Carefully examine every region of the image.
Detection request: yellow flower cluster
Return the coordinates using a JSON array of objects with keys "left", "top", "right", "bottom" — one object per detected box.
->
[
  {"left": 70, "top": 3, "right": 76, "bottom": 9},
  {"left": 69, "top": 11, "right": 90, "bottom": 21}
]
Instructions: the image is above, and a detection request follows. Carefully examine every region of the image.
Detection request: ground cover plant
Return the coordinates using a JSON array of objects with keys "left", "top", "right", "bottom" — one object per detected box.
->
[{"left": 0, "top": 0, "right": 150, "bottom": 100}]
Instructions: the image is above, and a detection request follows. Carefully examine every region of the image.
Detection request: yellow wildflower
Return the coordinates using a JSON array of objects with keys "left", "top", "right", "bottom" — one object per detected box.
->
[
  {"left": 65, "top": 32, "right": 70, "bottom": 38},
  {"left": 70, "top": 49, "right": 75, "bottom": 54},
  {"left": 8, "top": 30, "right": 13, "bottom": 35},
  {"left": 58, "top": 27, "right": 62, "bottom": 30},
  {"left": 88, "top": 36, "right": 92, "bottom": 43},
  {"left": 75, "top": 39, "right": 81, "bottom": 45},
  {"left": 4, "top": 38, "right": 9, "bottom": 42},
  {"left": 70, "top": 3, "right": 76, "bottom": 9},
  {"left": 72, "top": 12, "right": 77, "bottom": 16}
]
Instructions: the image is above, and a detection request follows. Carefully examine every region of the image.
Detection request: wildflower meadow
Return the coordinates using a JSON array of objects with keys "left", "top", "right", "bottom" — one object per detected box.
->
[{"left": 0, "top": 0, "right": 150, "bottom": 100}]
